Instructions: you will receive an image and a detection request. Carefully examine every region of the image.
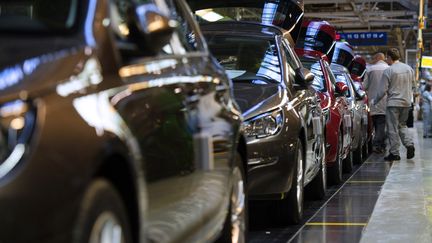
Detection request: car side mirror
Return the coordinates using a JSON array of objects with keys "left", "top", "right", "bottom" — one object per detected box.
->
[
  {"left": 335, "top": 81, "right": 348, "bottom": 96},
  {"left": 131, "top": 4, "right": 177, "bottom": 54},
  {"left": 294, "top": 67, "right": 315, "bottom": 90},
  {"left": 356, "top": 89, "right": 366, "bottom": 100}
]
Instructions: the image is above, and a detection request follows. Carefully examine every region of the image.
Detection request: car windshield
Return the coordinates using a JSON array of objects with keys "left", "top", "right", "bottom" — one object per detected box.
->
[
  {"left": 300, "top": 57, "right": 326, "bottom": 92},
  {"left": 195, "top": 7, "right": 287, "bottom": 25},
  {"left": 0, "top": 0, "right": 78, "bottom": 32},
  {"left": 206, "top": 34, "right": 282, "bottom": 83}
]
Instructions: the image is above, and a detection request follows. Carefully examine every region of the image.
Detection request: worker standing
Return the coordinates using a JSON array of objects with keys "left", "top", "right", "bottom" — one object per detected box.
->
[
  {"left": 364, "top": 53, "right": 389, "bottom": 153},
  {"left": 373, "top": 48, "right": 415, "bottom": 161}
]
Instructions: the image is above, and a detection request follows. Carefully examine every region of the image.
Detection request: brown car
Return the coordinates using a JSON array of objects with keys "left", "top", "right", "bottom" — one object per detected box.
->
[
  {"left": 0, "top": 0, "right": 247, "bottom": 242},
  {"left": 195, "top": 19, "right": 326, "bottom": 227}
]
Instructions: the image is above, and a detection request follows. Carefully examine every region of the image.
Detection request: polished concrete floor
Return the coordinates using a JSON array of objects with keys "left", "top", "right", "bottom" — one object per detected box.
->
[
  {"left": 361, "top": 125, "right": 432, "bottom": 242},
  {"left": 249, "top": 123, "right": 431, "bottom": 242},
  {"left": 249, "top": 149, "right": 392, "bottom": 242},
  {"left": 288, "top": 154, "right": 392, "bottom": 243}
]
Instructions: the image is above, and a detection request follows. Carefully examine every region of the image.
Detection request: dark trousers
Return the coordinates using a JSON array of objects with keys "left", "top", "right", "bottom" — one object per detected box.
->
[{"left": 372, "top": 114, "right": 386, "bottom": 150}]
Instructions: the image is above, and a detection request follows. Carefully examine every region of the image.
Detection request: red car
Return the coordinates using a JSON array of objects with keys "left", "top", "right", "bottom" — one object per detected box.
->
[{"left": 295, "top": 20, "right": 353, "bottom": 184}]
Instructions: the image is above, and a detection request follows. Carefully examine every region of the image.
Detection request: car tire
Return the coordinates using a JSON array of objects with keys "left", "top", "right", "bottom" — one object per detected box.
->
[
  {"left": 274, "top": 138, "right": 304, "bottom": 225},
  {"left": 362, "top": 141, "right": 369, "bottom": 162},
  {"left": 73, "top": 179, "right": 132, "bottom": 243},
  {"left": 328, "top": 131, "right": 343, "bottom": 185},
  {"left": 353, "top": 145, "right": 363, "bottom": 164},
  {"left": 367, "top": 138, "right": 373, "bottom": 156},
  {"left": 308, "top": 135, "right": 326, "bottom": 200},
  {"left": 216, "top": 152, "right": 248, "bottom": 243},
  {"left": 343, "top": 148, "right": 353, "bottom": 173}
]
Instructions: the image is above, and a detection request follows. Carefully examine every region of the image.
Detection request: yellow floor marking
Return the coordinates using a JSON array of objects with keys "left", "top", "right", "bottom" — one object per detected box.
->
[{"left": 306, "top": 222, "right": 367, "bottom": 226}]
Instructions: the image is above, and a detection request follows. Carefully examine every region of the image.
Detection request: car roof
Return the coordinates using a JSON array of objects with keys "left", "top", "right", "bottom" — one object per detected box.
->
[{"left": 330, "top": 63, "right": 348, "bottom": 73}]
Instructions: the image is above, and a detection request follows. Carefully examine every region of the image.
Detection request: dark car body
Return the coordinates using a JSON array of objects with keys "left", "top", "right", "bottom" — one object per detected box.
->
[
  {"left": 295, "top": 20, "right": 352, "bottom": 183},
  {"left": 202, "top": 21, "right": 326, "bottom": 211},
  {"left": 0, "top": 0, "right": 247, "bottom": 242}
]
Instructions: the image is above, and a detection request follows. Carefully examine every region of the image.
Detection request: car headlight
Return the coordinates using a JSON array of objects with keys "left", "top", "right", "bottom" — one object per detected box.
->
[
  {"left": 243, "top": 110, "right": 283, "bottom": 138},
  {"left": 0, "top": 100, "right": 36, "bottom": 178}
]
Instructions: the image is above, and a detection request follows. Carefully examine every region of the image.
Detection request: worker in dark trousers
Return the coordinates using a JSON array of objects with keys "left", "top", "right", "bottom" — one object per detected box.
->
[
  {"left": 364, "top": 53, "right": 389, "bottom": 153},
  {"left": 373, "top": 48, "right": 415, "bottom": 161}
]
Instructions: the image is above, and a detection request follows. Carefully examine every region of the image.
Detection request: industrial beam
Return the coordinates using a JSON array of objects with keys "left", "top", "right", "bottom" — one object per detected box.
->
[
  {"left": 330, "top": 20, "right": 417, "bottom": 28},
  {"left": 304, "top": 11, "right": 417, "bottom": 18},
  {"left": 305, "top": 0, "right": 418, "bottom": 10}
]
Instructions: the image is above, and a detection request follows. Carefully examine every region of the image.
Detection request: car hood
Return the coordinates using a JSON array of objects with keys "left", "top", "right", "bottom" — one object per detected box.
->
[
  {"left": 0, "top": 39, "right": 98, "bottom": 102},
  {"left": 232, "top": 81, "right": 285, "bottom": 120}
]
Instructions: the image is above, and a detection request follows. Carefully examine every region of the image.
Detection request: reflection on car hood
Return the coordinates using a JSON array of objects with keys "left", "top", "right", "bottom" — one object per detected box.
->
[
  {"left": 232, "top": 81, "right": 284, "bottom": 120},
  {"left": 0, "top": 36, "right": 80, "bottom": 69},
  {"left": 0, "top": 45, "right": 91, "bottom": 102}
]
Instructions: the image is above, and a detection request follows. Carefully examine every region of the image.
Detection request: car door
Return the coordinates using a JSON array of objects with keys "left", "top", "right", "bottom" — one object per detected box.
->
[
  {"left": 281, "top": 38, "right": 322, "bottom": 182},
  {"left": 108, "top": 0, "right": 238, "bottom": 242},
  {"left": 344, "top": 74, "right": 364, "bottom": 148},
  {"left": 327, "top": 66, "right": 352, "bottom": 154}
]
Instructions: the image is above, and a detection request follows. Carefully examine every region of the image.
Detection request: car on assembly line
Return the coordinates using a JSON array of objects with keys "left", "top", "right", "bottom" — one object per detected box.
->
[
  {"left": 0, "top": 0, "right": 247, "bottom": 242},
  {"left": 188, "top": 0, "right": 327, "bottom": 224},
  {"left": 331, "top": 42, "right": 366, "bottom": 169},
  {"left": 331, "top": 63, "right": 367, "bottom": 166},
  {"left": 350, "top": 55, "right": 373, "bottom": 159},
  {"left": 295, "top": 20, "right": 353, "bottom": 184}
]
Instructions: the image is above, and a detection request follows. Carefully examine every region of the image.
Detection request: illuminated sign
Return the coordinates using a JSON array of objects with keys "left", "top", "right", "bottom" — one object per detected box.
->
[
  {"left": 421, "top": 56, "right": 432, "bottom": 68},
  {"left": 339, "top": 32, "right": 387, "bottom": 46}
]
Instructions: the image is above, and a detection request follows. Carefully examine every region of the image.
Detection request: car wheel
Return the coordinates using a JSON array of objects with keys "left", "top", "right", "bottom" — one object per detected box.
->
[
  {"left": 73, "top": 179, "right": 132, "bottom": 243},
  {"left": 363, "top": 139, "right": 372, "bottom": 161},
  {"left": 308, "top": 135, "right": 326, "bottom": 200},
  {"left": 328, "top": 131, "right": 343, "bottom": 185},
  {"left": 362, "top": 139, "right": 369, "bottom": 161},
  {"left": 343, "top": 148, "right": 353, "bottom": 173},
  {"left": 367, "top": 138, "right": 373, "bottom": 155},
  {"left": 274, "top": 138, "right": 304, "bottom": 225},
  {"left": 217, "top": 152, "right": 247, "bottom": 243},
  {"left": 353, "top": 145, "right": 363, "bottom": 164}
]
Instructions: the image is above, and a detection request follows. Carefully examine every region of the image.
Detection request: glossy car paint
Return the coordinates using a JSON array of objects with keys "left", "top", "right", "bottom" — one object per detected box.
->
[
  {"left": 332, "top": 64, "right": 366, "bottom": 153},
  {"left": 0, "top": 0, "right": 245, "bottom": 242},
  {"left": 202, "top": 22, "right": 325, "bottom": 199},
  {"left": 350, "top": 55, "right": 373, "bottom": 151},
  {"left": 296, "top": 50, "right": 352, "bottom": 166},
  {"left": 294, "top": 20, "right": 351, "bottom": 166}
]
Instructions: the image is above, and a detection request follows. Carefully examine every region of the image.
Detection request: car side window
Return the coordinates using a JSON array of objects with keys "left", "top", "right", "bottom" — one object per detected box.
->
[
  {"left": 283, "top": 46, "right": 296, "bottom": 83},
  {"left": 282, "top": 39, "right": 300, "bottom": 69},
  {"left": 335, "top": 73, "right": 352, "bottom": 97},
  {"left": 281, "top": 42, "right": 297, "bottom": 85},
  {"left": 109, "top": 0, "right": 203, "bottom": 64},
  {"left": 109, "top": 0, "right": 174, "bottom": 62},
  {"left": 162, "top": 0, "right": 204, "bottom": 53},
  {"left": 323, "top": 63, "right": 337, "bottom": 92},
  {"left": 309, "top": 62, "right": 327, "bottom": 93}
]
